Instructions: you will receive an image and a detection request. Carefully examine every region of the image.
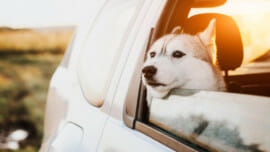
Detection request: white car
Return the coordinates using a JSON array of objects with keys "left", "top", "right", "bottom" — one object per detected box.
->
[{"left": 40, "top": 0, "right": 270, "bottom": 151}]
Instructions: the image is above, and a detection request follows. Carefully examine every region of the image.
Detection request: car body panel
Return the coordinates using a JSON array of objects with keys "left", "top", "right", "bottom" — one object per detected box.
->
[
  {"left": 98, "top": 118, "right": 174, "bottom": 152},
  {"left": 40, "top": 1, "right": 109, "bottom": 151}
]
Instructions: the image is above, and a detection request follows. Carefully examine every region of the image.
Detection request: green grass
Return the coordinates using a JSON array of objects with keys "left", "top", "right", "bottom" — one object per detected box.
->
[{"left": 0, "top": 53, "right": 64, "bottom": 151}]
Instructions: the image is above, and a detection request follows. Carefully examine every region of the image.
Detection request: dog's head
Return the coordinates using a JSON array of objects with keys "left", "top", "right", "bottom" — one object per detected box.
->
[{"left": 142, "top": 19, "right": 219, "bottom": 98}]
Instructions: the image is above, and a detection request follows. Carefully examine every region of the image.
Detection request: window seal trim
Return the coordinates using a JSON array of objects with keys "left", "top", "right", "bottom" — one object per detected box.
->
[{"left": 135, "top": 121, "right": 198, "bottom": 152}]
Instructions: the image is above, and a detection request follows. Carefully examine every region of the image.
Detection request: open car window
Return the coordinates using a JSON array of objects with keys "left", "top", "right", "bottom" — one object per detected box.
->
[{"left": 133, "top": 0, "right": 270, "bottom": 151}]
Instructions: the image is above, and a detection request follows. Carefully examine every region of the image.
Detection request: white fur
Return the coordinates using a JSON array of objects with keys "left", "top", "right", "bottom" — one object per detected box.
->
[{"left": 142, "top": 19, "right": 225, "bottom": 106}]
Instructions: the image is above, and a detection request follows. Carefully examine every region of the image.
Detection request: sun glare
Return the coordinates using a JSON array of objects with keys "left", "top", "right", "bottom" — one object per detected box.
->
[{"left": 190, "top": 0, "right": 270, "bottom": 63}]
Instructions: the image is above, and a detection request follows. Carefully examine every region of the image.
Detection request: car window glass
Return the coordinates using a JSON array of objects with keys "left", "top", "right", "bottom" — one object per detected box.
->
[
  {"left": 78, "top": 0, "right": 140, "bottom": 107},
  {"left": 149, "top": 89, "right": 270, "bottom": 152}
]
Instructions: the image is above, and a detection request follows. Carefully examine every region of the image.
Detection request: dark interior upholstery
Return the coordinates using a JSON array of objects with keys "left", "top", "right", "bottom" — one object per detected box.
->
[{"left": 183, "top": 13, "right": 243, "bottom": 71}]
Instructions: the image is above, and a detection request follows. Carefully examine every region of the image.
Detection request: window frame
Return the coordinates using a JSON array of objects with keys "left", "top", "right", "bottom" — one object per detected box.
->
[{"left": 123, "top": 0, "right": 207, "bottom": 151}]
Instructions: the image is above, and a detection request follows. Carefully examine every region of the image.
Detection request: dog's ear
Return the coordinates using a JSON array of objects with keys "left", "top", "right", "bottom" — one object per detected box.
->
[
  {"left": 199, "top": 19, "right": 216, "bottom": 45},
  {"left": 199, "top": 19, "right": 217, "bottom": 64},
  {"left": 171, "top": 26, "right": 182, "bottom": 34}
]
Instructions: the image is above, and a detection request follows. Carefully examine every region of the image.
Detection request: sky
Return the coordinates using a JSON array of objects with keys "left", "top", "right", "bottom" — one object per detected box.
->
[{"left": 0, "top": 0, "right": 94, "bottom": 28}]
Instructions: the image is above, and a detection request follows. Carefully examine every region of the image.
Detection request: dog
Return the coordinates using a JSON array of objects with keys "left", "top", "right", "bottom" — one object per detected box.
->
[{"left": 142, "top": 19, "right": 226, "bottom": 106}]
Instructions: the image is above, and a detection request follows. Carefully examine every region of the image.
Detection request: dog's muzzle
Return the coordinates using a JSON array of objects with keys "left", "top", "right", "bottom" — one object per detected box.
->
[
  {"left": 142, "top": 66, "right": 166, "bottom": 87},
  {"left": 142, "top": 65, "right": 157, "bottom": 80}
]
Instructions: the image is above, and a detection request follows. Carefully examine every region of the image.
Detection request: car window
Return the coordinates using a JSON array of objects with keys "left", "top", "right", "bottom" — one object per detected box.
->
[
  {"left": 78, "top": 0, "right": 141, "bottom": 107},
  {"left": 149, "top": 89, "right": 270, "bottom": 152},
  {"left": 137, "top": 0, "right": 270, "bottom": 151}
]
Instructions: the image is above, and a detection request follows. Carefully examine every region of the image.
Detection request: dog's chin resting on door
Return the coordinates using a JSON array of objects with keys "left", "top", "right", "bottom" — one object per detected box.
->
[{"left": 142, "top": 19, "right": 226, "bottom": 106}]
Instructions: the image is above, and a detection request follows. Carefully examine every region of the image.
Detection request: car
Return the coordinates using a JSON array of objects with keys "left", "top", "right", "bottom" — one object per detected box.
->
[{"left": 39, "top": 0, "right": 270, "bottom": 151}]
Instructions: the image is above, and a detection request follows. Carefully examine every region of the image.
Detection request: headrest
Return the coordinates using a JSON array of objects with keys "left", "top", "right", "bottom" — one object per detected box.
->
[{"left": 183, "top": 13, "right": 243, "bottom": 71}]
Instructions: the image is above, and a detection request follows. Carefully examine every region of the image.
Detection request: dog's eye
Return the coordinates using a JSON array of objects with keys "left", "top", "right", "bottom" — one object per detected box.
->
[
  {"left": 172, "top": 51, "right": 185, "bottom": 58},
  {"left": 150, "top": 52, "right": 156, "bottom": 58}
]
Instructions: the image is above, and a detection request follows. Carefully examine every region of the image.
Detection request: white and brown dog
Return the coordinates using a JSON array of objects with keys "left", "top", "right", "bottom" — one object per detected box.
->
[{"left": 142, "top": 19, "right": 226, "bottom": 104}]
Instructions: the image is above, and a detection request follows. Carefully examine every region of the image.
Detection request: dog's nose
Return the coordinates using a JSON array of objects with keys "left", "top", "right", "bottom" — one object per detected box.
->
[{"left": 142, "top": 66, "right": 157, "bottom": 79}]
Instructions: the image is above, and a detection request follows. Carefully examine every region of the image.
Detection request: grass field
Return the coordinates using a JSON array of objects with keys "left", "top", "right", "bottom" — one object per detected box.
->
[
  {"left": 0, "top": 27, "right": 72, "bottom": 53},
  {"left": 0, "top": 27, "right": 73, "bottom": 152}
]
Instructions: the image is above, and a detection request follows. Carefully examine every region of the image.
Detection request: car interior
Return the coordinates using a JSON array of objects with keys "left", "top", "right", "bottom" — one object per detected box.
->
[{"left": 152, "top": 2, "right": 270, "bottom": 97}]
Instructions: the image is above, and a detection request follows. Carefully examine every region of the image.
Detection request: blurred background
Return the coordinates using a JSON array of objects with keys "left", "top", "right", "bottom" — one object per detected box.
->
[
  {"left": 0, "top": 0, "right": 91, "bottom": 151},
  {"left": 1, "top": 0, "right": 270, "bottom": 151}
]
